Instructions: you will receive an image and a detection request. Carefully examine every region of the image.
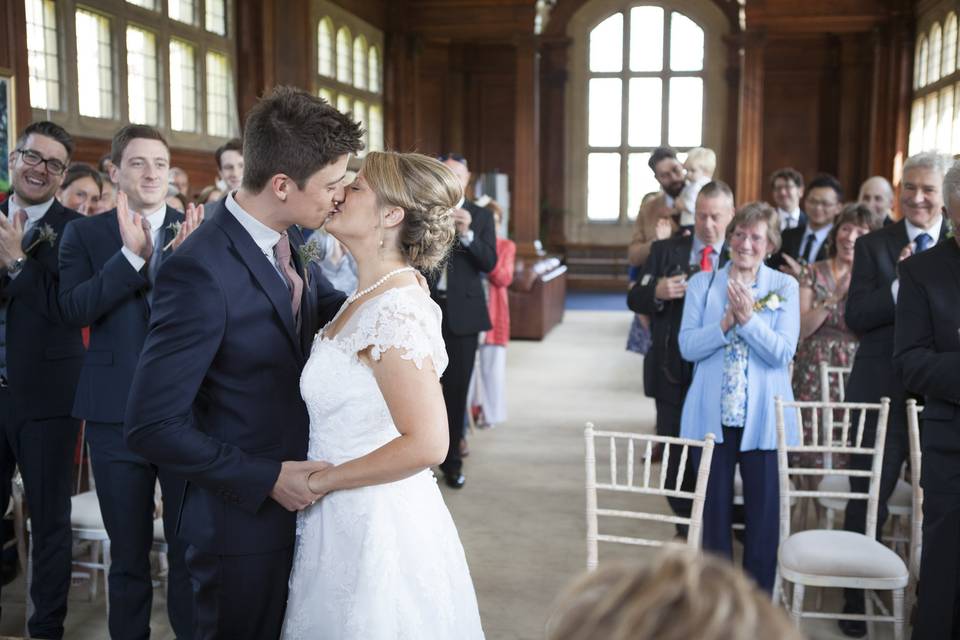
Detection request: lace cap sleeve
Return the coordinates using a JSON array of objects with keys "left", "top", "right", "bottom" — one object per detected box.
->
[{"left": 346, "top": 287, "right": 448, "bottom": 377}]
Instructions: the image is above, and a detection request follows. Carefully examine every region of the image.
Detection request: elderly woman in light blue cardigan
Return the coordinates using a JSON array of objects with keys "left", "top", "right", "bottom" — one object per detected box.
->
[{"left": 679, "top": 201, "right": 800, "bottom": 594}]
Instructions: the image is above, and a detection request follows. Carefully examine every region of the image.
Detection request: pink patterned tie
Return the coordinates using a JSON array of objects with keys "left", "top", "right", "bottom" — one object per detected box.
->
[{"left": 273, "top": 233, "right": 303, "bottom": 326}]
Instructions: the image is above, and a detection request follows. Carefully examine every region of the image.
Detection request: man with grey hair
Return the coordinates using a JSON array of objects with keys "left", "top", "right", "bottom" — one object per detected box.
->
[
  {"left": 858, "top": 175, "right": 895, "bottom": 227},
  {"left": 893, "top": 158, "right": 960, "bottom": 640},
  {"left": 838, "top": 151, "right": 951, "bottom": 636}
]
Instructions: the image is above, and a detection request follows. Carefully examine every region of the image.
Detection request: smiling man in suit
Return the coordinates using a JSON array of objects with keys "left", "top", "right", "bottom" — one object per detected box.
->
[
  {"left": 838, "top": 151, "right": 951, "bottom": 637},
  {"left": 769, "top": 173, "right": 841, "bottom": 274},
  {"left": 58, "top": 124, "right": 201, "bottom": 639},
  {"left": 894, "top": 159, "right": 960, "bottom": 640},
  {"left": 627, "top": 181, "right": 733, "bottom": 532},
  {"left": 0, "top": 121, "right": 83, "bottom": 639}
]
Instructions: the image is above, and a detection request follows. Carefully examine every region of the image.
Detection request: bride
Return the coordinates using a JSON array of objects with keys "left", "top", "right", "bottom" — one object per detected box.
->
[{"left": 280, "top": 151, "right": 485, "bottom": 639}]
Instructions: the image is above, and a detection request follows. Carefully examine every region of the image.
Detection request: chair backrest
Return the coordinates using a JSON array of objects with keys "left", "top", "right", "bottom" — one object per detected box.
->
[
  {"left": 775, "top": 397, "right": 890, "bottom": 542},
  {"left": 819, "top": 361, "right": 852, "bottom": 404},
  {"left": 584, "top": 423, "right": 716, "bottom": 570},
  {"left": 906, "top": 399, "right": 924, "bottom": 579}
]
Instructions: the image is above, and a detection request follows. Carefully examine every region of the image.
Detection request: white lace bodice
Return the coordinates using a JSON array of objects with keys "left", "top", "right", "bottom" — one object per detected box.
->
[{"left": 300, "top": 285, "right": 448, "bottom": 466}]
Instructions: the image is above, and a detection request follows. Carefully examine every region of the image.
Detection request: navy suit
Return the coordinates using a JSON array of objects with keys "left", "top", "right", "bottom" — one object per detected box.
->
[
  {"left": 894, "top": 240, "right": 960, "bottom": 639},
  {"left": 123, "top": 202, "right": 345, "bottom": 639},
  {"left": 0, "top": 199, "right": 83, "bottom": 639},
  {"left": 841, "top": 218, "right": 948, "bottom": 614},
  {"left": 58, "top": 206, "right": 193, "bottom": 639},
  {"left": 429, "top": 201, "right": 497, "bottom": 477},
  {"left": 768, "top": 220, "right": 828, "bottom": 271}
]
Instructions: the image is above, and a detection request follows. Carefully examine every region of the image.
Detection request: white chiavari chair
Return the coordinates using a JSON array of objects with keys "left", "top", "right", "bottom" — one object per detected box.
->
[
  {"left": 775, "top": 397, "right": 909, "bottom": 640},
  {"left": 584, "top": 423, "right": 715, "bottom": 570}
]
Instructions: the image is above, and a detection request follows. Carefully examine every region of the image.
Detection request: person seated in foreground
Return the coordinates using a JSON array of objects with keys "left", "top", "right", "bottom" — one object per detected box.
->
[{"left": 546, "top": 548, "right": 803, "bottom": 640}]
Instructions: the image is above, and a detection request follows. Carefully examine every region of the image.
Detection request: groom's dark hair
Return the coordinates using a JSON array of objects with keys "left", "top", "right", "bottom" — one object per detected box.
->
[{"left": 242, "top": 86, "right": 365, "bottom": 192}]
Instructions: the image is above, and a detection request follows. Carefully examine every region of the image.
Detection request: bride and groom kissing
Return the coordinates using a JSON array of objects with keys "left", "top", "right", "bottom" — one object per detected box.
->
[{"left": 122, "top": 86, "right": 484, "bottom": 639}]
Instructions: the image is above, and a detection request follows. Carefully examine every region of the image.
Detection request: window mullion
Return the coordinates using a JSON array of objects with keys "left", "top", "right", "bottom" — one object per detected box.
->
[
  {"left": 661, "top": 10, "right": 670, "bottom": 149},
  {"left": 620, "top": 8, "right": 630, "bottom": 223}
]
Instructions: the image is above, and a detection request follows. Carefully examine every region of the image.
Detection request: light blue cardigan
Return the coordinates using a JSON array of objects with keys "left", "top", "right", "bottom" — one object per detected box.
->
[{"left": 678, "top": 263, "right": 800, "bottom": 451}]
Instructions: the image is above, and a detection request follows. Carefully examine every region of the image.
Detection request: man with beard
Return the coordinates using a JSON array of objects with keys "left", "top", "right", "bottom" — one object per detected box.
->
[{"left": 628, "top": 147, "right": 684, "bottom": 269}]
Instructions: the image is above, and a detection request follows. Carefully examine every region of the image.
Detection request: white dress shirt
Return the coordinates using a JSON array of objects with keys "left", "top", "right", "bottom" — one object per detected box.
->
[
  {"left": 122, "top": 204, "right": 168, "bottom": 272},
  {"left": 891, "top": 214, "right": 944, "bottom": 302},
  {"left": 224, "top": 191, "right": 284, "bottom": 276},
  {"left": 798, "top": 223, "right": 833, "bottom": 264},
  {"left": 778, "top": 207, "right": 802, "bottom": 232}
]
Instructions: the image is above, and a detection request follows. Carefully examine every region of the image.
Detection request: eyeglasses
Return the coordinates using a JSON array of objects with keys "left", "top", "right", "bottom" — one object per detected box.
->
[
  {"left": 805, "top": 198, "right": 838, "bottom": 209},
  {"left": 16, "top": 148, "right": 68, "bottom": 176},
  {"left": 438, "top": 152, "right": 467, "bottom": 167}
]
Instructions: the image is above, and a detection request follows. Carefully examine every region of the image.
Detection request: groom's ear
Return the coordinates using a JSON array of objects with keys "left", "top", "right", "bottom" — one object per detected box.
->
[
  {"left": 271, "top": 174, "right": 293, "bottom": 202},
  {"left": 383, "top": 206, "right": 405, "bottom": 228}
]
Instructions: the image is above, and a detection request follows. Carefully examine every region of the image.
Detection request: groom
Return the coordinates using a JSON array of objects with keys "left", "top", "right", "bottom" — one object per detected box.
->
[{"left": 124, "top": 87, "right": 364, "bottom": 638}]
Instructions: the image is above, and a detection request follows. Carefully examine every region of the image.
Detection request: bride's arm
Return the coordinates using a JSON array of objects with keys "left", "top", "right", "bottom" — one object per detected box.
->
[{"left": 306, "top": 348, "right": 449, "bottom": 495}]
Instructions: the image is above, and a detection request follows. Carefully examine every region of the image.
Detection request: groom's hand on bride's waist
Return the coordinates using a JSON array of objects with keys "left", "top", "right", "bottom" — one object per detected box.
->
[{"left": 270, "top": 460, "right": 333, "bottom": 511}]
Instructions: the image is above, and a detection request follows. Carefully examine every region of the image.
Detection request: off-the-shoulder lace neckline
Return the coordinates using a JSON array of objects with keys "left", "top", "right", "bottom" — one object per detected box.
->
[{"left": 320, "top": 284, "right": 423, "bottom": 342}]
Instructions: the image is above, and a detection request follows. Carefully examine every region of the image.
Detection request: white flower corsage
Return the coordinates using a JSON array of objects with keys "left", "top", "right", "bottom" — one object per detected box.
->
[{"left": 754, "top": 291, "right": 786, "bottom": 312}]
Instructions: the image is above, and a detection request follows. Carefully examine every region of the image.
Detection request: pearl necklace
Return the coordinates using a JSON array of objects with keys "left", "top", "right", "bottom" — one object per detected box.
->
[{"left": 346, "top": 266, "right": 417, "bottom": 304}]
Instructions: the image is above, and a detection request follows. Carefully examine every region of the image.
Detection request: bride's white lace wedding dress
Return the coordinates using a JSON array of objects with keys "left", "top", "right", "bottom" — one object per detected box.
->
[{"left": 280, "top": 285, "right": 485, "bottom": 640}]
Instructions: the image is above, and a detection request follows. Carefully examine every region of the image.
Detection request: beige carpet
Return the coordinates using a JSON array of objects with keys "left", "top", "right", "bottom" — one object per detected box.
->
[{"left": 0, "top": 310, "right": 898, "bottom": 638}]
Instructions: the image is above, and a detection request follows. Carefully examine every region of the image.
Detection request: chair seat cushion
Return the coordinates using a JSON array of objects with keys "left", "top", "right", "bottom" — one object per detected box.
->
[
  {"left": 780, "top": 530, "right": 908, "bottom": 581},
  {"left": 71, "top": 491, "right": 106, "bottom": 531}
]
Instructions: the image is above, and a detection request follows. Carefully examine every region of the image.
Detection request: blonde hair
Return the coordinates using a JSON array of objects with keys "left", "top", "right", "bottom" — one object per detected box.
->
[
  {"left": 547, "top": 549, "right": 802, "bottom": 640},
  {"left": 685, "top": 147, "right": 717, "bottom": 175},
  {"left": 360, "top": 151, "right": 461, "bottom": 271}
]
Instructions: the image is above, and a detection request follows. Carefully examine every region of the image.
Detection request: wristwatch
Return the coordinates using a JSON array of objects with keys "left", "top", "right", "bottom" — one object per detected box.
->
[{"left": 7, "top": 257, "right": 25, "bottom": 276}]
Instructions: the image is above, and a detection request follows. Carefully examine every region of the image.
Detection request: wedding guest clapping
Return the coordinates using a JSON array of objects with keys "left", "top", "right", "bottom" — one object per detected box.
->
[
  {"left": 678, "top": 202, "right": 800, "bottom": 593},
  {"left": 792, "top": 203, "right": 876, "bottom": 404}
]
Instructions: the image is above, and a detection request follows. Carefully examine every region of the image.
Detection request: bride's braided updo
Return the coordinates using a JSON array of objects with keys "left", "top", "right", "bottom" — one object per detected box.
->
[{"left": 360, "top": 151, "right": 461, "bottom": 272}]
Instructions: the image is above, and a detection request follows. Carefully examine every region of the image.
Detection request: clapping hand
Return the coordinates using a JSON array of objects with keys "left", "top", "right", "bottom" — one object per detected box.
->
[
  {"left": 167, "top": 202, "right": 204, "bottom": 252},
  {"left": 898, "top": 243, "right": 914, "bottom": 263},
  {"left": 655, "top": 217, "right": 673, "bottom": 240},
  {"left": 116, "top": 192, "right": 154, "bottom": 261},
  {"left": 727, "top": 279, "right": 754, "bottom": 326},
  {"left": 452, "top": 208, "right": 472, "bottom": 235},
  {"left": 270, "top": 460, "right": 334, "bottom": 511},
  {"left": 655, "top": 274, "right": 687, "bottom": 301},
  {"left": 0, "top": 213, "right": 26, "bottom": 268},
  {"left": 779, "top": 253, "right": 803, "bottom": 279}
]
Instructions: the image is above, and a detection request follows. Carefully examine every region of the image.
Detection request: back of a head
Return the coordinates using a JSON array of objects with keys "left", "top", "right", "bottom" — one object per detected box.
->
[
  {"left": 243, "top": 86, "right": 365, "bottom": 192},
  {"left": 547, "top": 549, "right": 802, "bottom": 640},
  {"left": 361, "top": 151, "right": 461, "bottom": 272}
]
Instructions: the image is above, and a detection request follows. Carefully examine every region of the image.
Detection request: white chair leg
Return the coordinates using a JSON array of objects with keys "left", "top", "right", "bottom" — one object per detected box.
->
[
  {"left": 24, "top": 530, "right": 33, "bottom": 639},
  {"left": 865, "top": 591, "right": 876, "bottom": 639},
  {"left": 103, "top": 539, "right": 112, "bottom": 618},
  {"left": 825, "top": 507, "right": 835, "bottom": 530},
  {"left": 89, "top": 542, "right": 99, "bottom": 600},
  {"left": 772, "top": 570, "right": 782, "bottom": 606},
  {"left": 790, "top": 583, "right": 805, "bottom": 627},
  {"left": 893, "top": 588, "right": 905, "bottom": 640}
]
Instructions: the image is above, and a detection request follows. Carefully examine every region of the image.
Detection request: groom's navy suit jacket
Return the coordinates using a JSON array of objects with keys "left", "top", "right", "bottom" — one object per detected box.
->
[{"left": 124, "top": 201, "right": 345, "bottom": 555}]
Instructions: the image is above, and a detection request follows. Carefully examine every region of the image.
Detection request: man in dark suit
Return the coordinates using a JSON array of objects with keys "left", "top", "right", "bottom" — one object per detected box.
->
[
  {"left": 627, "top": 180, "right": 733, "bottom": 532},
  {"left": 58, "top": 124, "right": 198, "bottom": 639},
  {"left": 769, "top": 173, "right": 842, "bottom": 274},
  {"left": 893, "top": 162, "right": 960, "bottom": 640},
  {"left": 0, "top": 121, "right": 83, "bottom": 639},
  {"left": 123, "top": 87, "right": 361, "bottom": 639},
  {"left": 839, "top": 151, "right": 951, "bottom": 636},
  {"left": 432, "top": 153, "right": 498, "bottom": 489},
  {"left": 770, "top": 167, "right": 806, "bottom": 232}
]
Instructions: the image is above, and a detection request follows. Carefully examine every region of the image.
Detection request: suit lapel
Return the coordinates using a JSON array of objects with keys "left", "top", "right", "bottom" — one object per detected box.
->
[
  {"left": 214, "top": 207, "right": 300, "bottom": 354},
  {"left": 159, "top": 207, "right": 184, "bottom": 259},
  {"left": 884, "top": 220, "right": 908, "bottom": 267}
]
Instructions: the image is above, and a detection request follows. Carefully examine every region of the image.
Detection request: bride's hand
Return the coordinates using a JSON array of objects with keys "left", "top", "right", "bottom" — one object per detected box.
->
[{"left": 307, "top": 463, "right": 336, "bottom": 498}]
